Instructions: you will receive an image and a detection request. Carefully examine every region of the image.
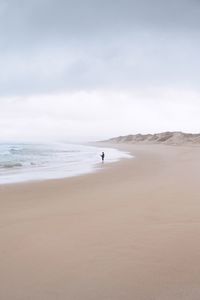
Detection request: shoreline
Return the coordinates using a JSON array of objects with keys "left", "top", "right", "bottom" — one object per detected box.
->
[
  {"left": 1, "top": 144, "right": 200, "bottom": 299},
  {"left": 0, "top": 143, "right": 132, "bottom": 186}
]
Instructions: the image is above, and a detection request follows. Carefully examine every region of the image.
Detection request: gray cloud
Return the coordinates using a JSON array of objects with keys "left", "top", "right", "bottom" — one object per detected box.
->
[
  {"left": 1, "top": 0, "right": 200, "bottom": 96},
  {"left": 1, "top": 0, "right": 200, "bottom": 44},
  {"left": 1, "top": 34, "right": 199, "bottom": 96},
  {"left": 1, "top": 0, "right": 200, "bottom": 141}
]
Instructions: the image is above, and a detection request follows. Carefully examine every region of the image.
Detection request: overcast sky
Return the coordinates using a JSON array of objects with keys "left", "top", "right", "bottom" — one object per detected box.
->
[{"left": 1, "top": 0, "right": 200, "bottom": 142}]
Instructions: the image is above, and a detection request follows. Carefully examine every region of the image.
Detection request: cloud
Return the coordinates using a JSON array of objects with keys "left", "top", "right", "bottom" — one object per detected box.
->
[
  {"left": 1, "top": 32, "right": 200, "bottom": 96},
  {"left": 1, "top": 0, "right": 200, "bottom": 45},
  {"left": 0, "top": 0, "right": 200, "bottom": 140},
  {"left": 1, "top": 89, "right": 200, "bottom": 142},
  {"left": 1, "top": 0, "right": 200, "bottom": 96}
]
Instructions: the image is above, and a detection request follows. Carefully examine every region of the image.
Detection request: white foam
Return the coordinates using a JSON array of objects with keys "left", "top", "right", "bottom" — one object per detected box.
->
[{"left": 0, "top": 143, "right": 132, "bottom": 184}]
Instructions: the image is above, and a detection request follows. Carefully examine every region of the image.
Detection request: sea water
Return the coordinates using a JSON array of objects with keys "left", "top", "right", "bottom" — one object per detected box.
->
[{"left": 0, "top": 143, "right": 132, "bottom": 184}]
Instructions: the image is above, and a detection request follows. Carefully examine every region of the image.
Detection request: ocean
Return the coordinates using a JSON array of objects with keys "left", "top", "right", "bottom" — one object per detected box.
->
[{"left": 0, "top": 143, "right": 131, "bottom": 184}]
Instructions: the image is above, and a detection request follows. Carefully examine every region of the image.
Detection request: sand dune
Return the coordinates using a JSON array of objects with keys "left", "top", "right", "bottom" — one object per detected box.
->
[
  {"left": 105, "top": 131, "right": 200, "bottom": 145},
  {"left": 1, "top": 144, "right": 200, "bottom": 299}
]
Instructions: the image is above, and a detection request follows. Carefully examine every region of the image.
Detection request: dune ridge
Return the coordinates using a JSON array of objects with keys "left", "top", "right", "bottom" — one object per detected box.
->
[{"left": 104, "top": 131, "right": 200, "bottom": 145}]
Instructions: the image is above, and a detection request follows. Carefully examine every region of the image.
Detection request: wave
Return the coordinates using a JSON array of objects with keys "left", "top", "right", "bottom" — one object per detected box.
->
[
  {"left": 0, "top": 162, "right": 23, "bottom": 169},
  {"left": 0, "top": 143, "right": 132, "bottom": 184}
]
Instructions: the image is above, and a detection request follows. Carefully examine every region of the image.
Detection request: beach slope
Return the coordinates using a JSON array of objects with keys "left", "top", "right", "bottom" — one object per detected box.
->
[{"left": 1, "top": 144, "right": 200, "bottom": 299}]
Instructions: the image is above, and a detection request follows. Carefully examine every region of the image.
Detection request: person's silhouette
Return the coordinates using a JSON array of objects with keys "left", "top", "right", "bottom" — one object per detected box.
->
[{"left": 100, "top": 152, "right": 105, "bottom": 163}]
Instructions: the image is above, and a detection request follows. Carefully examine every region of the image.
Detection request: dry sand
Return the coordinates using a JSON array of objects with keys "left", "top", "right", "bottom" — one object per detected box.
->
[{"left": 1, "top": 144, "right": 200, "bottom": 300}]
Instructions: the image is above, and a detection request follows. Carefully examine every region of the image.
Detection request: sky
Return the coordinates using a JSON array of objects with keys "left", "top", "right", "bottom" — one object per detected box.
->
[{"left": 1, "top": 0, "right": 200, "bottom": 142}]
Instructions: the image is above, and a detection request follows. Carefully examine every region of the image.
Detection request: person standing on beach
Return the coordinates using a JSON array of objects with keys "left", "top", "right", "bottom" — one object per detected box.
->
[{"left": 101, "top": 152, "right": 105, "bottom": 163}]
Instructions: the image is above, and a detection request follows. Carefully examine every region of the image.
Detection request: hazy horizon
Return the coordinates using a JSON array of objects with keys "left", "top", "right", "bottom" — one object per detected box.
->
[{"left": 1, "top": 0, "right": 200, "bottom": 142}]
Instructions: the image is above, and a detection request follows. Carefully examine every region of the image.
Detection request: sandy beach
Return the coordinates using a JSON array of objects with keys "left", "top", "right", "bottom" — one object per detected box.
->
[{"left": 1, "top": 144, "right": 200, "bottom": 300}]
